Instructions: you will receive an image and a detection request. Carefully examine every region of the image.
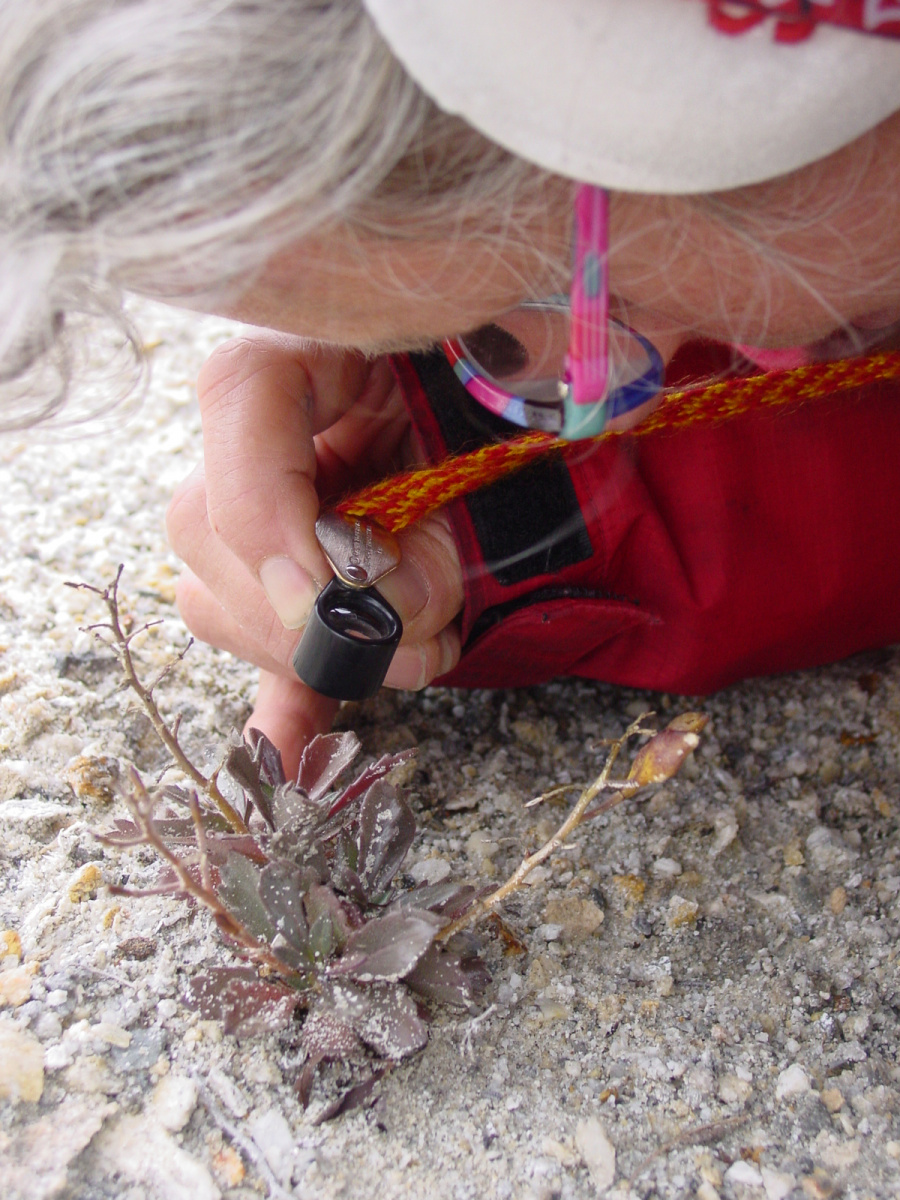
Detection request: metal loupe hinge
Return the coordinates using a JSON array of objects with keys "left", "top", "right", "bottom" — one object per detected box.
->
[
  {"left": 291, "top": 512, "right": 403, "bottom": 701},
  {"left": 314, "top": 512, "right": 401, "bottom": 589}
]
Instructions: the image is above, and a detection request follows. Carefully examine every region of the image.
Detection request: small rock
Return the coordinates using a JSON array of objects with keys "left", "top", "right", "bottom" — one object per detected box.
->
[
  {"left": 0, "top": 963, "right": 37, "bottom": 1008},
  {"left": 0, "top": 1022, "right": 44, "bottom": 1103},
  {"left": 697, "top": 1182, "right": 720, "bottom": 1200},
  {"left": 805, "top": 827, "right": 857, "bottom": 872},
  {"left": 67, "top": 863, "right": 103, "bottom": 903},
  {"left": 718, "top": 1074, "right": 753, "bottom": 1104},
  {"left": 537, "top": 923, "right": 563, "bottom": 942},
  {"left": 575, "top": 1117, "right": 616, "bottom": 1193},
  {"left": 110, "top": 1027, "right": 167, "bottom": 1073},
  {"left": 710, "top": 811, "right": 739, "bottom": 856},
  {"left": 94, "top": 1114, "right": 220, "bottom": 1200},
  {"left": 465, "top": 830, "right": 499, "bottom": 863},
  {"left": 776, "top": 1064, "right": 811, "bottom": 1100},
  {"left": 543, "top": 896, "right": 604, "bottom": 939},
  {"left": 828, "top": 887, "right": 847, "bottom": 915},
  {"left": 761, "top": 1167, "right": 796, "bottom": 1200},
  {"left": 666, "top": 895, "right": 699, "bottom": 930},
  {"left": 820, "top": 1139, "right": 860, "bottom": 1169},
  {"left": 151, "top": 1074, "right": 198, "bottom": 1132},
  {"left": 724, "top": 1160, "right": 763, "bottom": 1188},
  {"left": 651, "top": 856, "right": 683, "bottom": 878},
  {"left": 91, "top": 1022, "right": 131, "bottom": 1049},
  {"left": 821, "top": 1087, "right": 843, "bottom": 1113},
  {"left": 409, "top": 858, "right": 451, "bottom": 885}
]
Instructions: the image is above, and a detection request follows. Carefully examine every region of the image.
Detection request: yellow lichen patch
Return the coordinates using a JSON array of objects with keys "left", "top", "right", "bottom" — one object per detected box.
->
[
  {"left": 64, "top": 755, "right": 120, "bottom": 805},
  {"left": 0, "top": 930, "right": 22, "bottom": 961},
  {"left": 68, "top": 863, "right": 104, "bottom": 903},
  {"left": 101, "top": 906, "right": 120, "bottom": 930},
  {"left": 666, "top": 895, "right": 700, "bottom": 931},
  {"left": 611, "top": 874, "right": 646, "bottom": 909}
]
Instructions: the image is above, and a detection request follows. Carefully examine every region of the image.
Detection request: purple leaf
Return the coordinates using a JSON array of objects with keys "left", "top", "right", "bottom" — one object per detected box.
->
[
  {"left": 301, "top": 1007, "right": 361, "bottom": 1059},
  {"left": 185, "top": 968, "right": 299, "bottom": 1036},
  {"left": 258, "top": 861, "right": 312, "bottom": 950},
  {"left": 224, "top": 740, "right": 276, "bottom": 829},
  {"left": 244, "top": 728, "right": 288, "bottom": 788},
  {"left": 327, "top": 979, "right": 428, "bottom": 1060},
  {"left": 310, "top": 1069, "right": 386, "bottom": 1124},
  {"left": 297, "top": 732, "right": 361, "bottom": 801},
  {"left": 390, "top": 882, "right": 480, "bottom": 920},
  {"left": 304, "top": 884, "right": 353, "bottom": 960},
  {"left": 404, "top": 944, "right": 491, "bottom": 1007},
  {"left": 356, "top": 783, "right": 416, "bottom": 897},
  {"left": 331, "top": 910, "right": 443, "bottom": 983},
  {"left": 326, "top": 749, "right": 417, "bottom": 819},
  {"left": 216, "top": 854, "right": 275, "bottom": 942}
]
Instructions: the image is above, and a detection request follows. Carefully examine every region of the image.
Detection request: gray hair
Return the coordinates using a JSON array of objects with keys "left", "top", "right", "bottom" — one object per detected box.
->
[{"left": 0, "top": 0, "right": 562, "bottom": 427}]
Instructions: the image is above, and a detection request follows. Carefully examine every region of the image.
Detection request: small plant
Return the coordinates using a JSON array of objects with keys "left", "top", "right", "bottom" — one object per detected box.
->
[{"left": 72, "top": 569, "right": 706, "bottom": 1118}]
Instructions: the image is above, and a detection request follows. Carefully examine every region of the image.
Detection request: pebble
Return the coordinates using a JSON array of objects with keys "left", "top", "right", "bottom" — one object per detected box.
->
[
  {"left": 724, "top": 1160, "right": 763, "bottom": 1188},
  {"left": 718, "top": 1074, "right": 753, "bottom": 1104},
  {"left": 94, "top": 1113, "right": 220, "bottom": 1200},
  {"left": 805, "top": 828, "right": 857, "bottom": 872},
  {"left": 828, "top": 887, "right": 847, "bottom": 915},
  {"left": 0, "top": 963, "right": 37, "bottom": 1007},
  {"left": 537, "top": 923, "right": 563, "bottom": 942},
  {"left": 64, "top": 753, "right": 120, "bottom": 803},
  {"left": 652, "top": 856, "right": 683, "bottom": 878},
  {"left": 151, "top": 1073, "right": 198, "bottom": 1132},
  {"left": 776, "top": 1064, "right": 811, "bottom": 1100},
  {"left": 761, "top": 1167, "right": 796, "bottom": 1200},
  {"left": 110, "top": 1027, "right": 167, "bottom": 1072},
  {"left": 574, "top": 1117, "right": 616, "bottom": 1193},
  {"left": 697, "top": 1182, "right": 721, "bottom": 1200},
  {"left": 409, "top": 858, "right": 451, "bottom": 885},
  {"left": 543, "top": 896, "right": 604, "bottom": 939},
  {"left": 0, "top": 1023, "right": 44, "bottom": 1103}
]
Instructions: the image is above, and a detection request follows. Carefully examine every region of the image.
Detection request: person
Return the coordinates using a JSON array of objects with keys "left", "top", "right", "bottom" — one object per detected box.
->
[{"left": 3, "top": 0, "right": 900, "bottom": 776}]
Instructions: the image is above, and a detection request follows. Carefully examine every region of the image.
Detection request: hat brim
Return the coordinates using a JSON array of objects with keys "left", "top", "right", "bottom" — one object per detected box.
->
[{"left": 364, "top": 0, "right": 900, "bottom": 193}]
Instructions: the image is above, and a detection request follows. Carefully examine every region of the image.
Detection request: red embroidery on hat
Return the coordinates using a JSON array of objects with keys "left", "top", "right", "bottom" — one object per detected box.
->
[{"left": 707, "top": 1, "right": 900, "bottom": 39}]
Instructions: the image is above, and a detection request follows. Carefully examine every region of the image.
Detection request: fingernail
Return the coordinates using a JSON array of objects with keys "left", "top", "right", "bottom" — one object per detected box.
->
[
  {"left": 259, "top": 556, "right": 318, "bottom": 629},
  {"left": 377, "top": 561, "right": 429, "bottom": 623},
  {"left": 385, "top": 645, "right": 429, "bottom": 691}
]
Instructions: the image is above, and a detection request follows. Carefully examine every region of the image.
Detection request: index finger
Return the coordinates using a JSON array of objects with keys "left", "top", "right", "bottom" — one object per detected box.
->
[{"left": 195, "top": 332, "right": 394, "bottom": 623}]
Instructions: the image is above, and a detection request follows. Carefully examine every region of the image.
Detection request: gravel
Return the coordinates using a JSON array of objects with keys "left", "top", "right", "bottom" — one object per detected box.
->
[{"left": 1, "top": 299, "right": 899, "bottom": 1199}]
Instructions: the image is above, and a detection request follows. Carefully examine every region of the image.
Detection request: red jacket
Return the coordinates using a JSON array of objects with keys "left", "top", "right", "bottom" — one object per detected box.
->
[{"left": 394, "top": 345, "right": 900, "bottom": 693}]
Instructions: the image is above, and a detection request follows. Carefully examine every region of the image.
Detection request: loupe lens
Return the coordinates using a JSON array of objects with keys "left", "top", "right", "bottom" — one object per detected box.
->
[{"left": 292, "top": 579, "right": 402, "bottom": 700}]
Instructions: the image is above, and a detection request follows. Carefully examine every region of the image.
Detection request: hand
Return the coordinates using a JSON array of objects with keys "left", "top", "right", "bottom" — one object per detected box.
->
[{"left": 166, "top": 332, "right": 464, "bottom": 778}]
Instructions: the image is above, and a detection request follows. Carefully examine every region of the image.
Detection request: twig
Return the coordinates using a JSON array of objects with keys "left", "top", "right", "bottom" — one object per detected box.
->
[
  {"left": 626, "top": 1113, "right": 751, "bottom": 1189},
  {"left": 69, "top": 567, "right": 247, "bottom": 833},
  {"left": 438, "top": 715, "right": 654, "bottom": 941},
  {"left": 195, "top": 1077, "right": 298, "bottom": 1200},
  {"left": 111, "top": 768, "right": 296, "bottom": 978}
]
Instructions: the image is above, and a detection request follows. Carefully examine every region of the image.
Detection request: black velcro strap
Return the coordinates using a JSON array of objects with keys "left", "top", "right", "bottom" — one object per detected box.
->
[{"left": 408, "top": 351, "right": 593, "bottom": 587}]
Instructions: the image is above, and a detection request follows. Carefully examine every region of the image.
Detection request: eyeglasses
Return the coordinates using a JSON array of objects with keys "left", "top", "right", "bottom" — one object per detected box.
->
[{"left": 443, "top": 185, "right": 664, "bottom": 440}]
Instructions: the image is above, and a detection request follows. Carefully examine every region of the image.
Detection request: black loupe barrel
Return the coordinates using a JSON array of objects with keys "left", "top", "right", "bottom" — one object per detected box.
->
[{"left": 292, "top": 578, "right": 402, "bottom": 700}]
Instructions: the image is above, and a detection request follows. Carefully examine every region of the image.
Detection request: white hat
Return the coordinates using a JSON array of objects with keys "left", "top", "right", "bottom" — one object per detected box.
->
[{"left": 363, "top": 0, "right": 900, "bottom": 193}]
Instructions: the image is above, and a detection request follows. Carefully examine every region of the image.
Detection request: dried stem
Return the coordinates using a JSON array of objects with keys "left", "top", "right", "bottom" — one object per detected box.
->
[
  {"left": 69, "top": 568, "right": 248, "bottom": 833},
  {"left": 438, "top": 715, "right": 655, "bottom": 941},
  {"left": 116, "top": 769, "right": 298, "bottom": 978}
]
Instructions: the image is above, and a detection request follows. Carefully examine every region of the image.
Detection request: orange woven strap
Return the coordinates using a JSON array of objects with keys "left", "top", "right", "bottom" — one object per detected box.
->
[{"left": 337, "top": 351, "right": 900, "bottom": 535}]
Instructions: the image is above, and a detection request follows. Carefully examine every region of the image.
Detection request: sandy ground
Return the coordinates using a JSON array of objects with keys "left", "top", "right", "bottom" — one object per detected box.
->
[{"left": 1, "top": 300, "right": 899, "bottom": 1200}]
